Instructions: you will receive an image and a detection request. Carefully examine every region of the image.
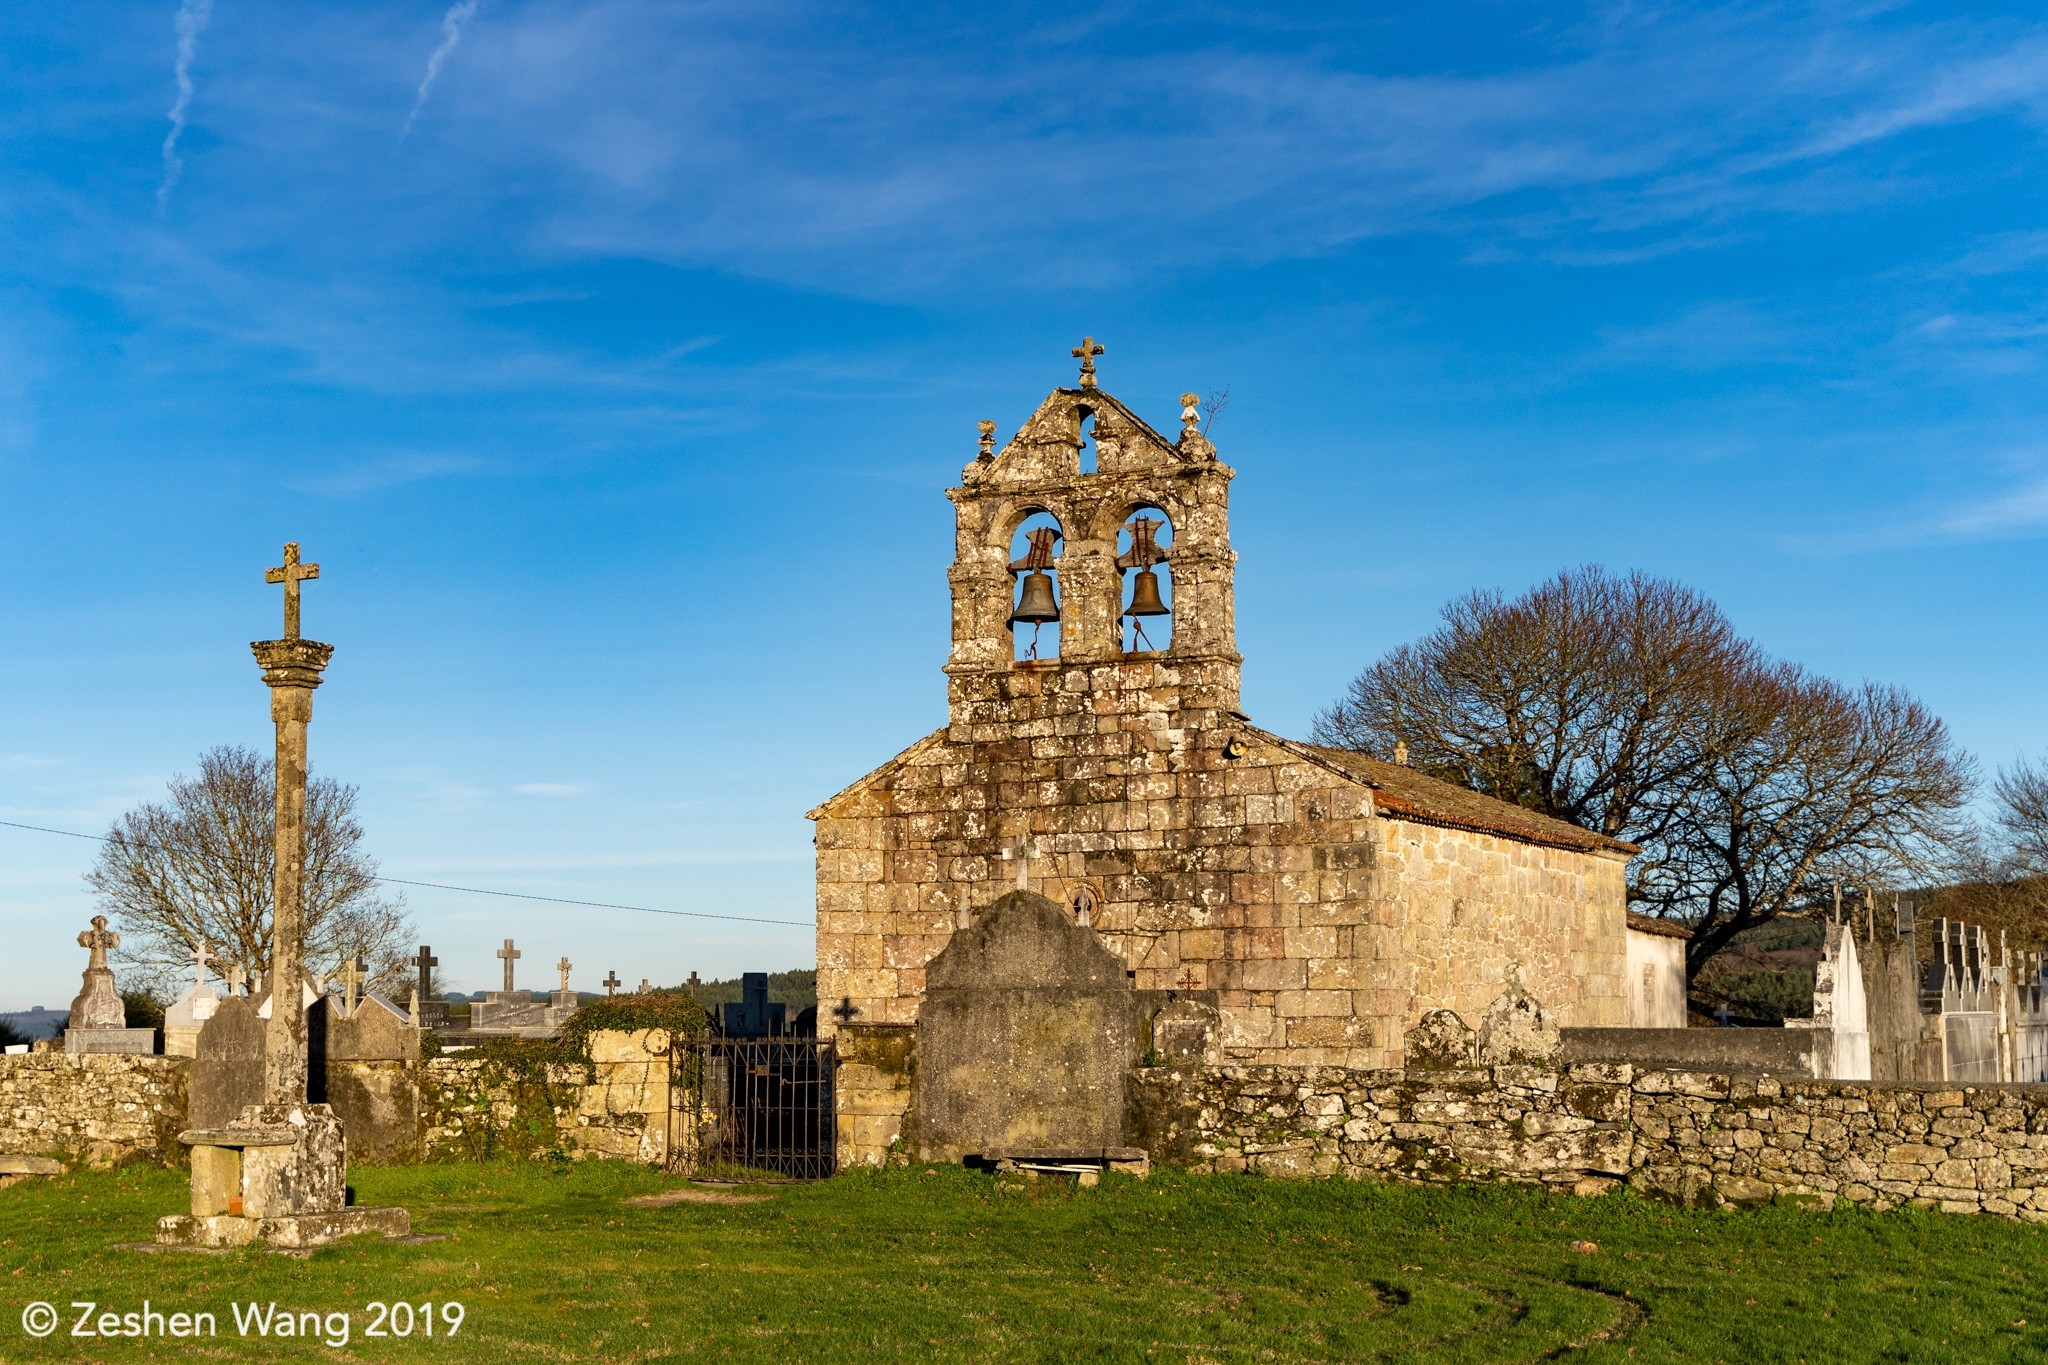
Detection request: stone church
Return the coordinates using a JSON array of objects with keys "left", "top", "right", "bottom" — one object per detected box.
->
[{"left": 812, "top": 347, "right": 1634, "bottom": 1160}]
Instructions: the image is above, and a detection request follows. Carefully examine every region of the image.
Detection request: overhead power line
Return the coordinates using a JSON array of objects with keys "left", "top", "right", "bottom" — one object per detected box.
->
[{"left": 0, "top": 818, "right": 812, "bottom": 929}]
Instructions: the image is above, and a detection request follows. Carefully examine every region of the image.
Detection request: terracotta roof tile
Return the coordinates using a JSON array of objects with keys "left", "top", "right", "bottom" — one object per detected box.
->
[{"left": 1286, "top": 740, "right": 1639, "bottom": 857}]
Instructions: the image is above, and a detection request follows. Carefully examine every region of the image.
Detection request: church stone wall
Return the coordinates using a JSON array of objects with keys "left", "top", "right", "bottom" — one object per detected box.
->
[{"left": 815, "top": 659, "right": 1630, "bottom": 1079}]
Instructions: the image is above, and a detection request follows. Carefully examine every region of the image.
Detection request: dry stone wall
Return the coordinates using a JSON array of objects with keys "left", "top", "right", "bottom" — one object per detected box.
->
[
  {"left": 1129, "top": 1061, "right": 2048, "bottom": 1219},
  {"left": 0, "top": 1054, "right": 189, "bottom": 1166}
]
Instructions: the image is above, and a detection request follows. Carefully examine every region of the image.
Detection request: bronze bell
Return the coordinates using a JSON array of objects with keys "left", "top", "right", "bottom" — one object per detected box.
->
[
  {"left": 1011, "top": 570, "right": 1059, "bottom": 624},
  {"left": 1124, "top": 568, "right": 1169, "bottom": 617}
]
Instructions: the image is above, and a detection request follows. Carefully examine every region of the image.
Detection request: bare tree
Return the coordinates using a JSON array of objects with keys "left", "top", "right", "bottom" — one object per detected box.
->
[
  {"left": 85, "top": 746, "right": 414, "bottom": 996},
  {"left": 1313, "top": 567, "right": 1755, "bottom": 839},
  {"left": 1315, "top": 567, "right": 1975, "bottom": 974},
  {"left": 1634, "top": 666, "right": 1973, "bottom": 972},
  {"left": 1995, "top": 758, "right": 2048, "bottom": 875},
  {"left": 1200, "top": 387, "right": 1231, "bottom": 435}
]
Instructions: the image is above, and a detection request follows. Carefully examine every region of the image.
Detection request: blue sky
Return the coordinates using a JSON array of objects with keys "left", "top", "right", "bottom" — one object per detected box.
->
[{"left": 3, "top": 0, "right": 2047, "bottom": 1007}]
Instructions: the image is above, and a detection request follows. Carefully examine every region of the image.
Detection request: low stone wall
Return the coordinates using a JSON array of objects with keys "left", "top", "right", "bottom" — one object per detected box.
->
[
  {"left": 419, "top": 1029, "right": 680, "bottom": 1165},
  {"left": 0, "top": 1054, "right": 189, "bottom": 1166},
  {"left": 0, "top": 1031, "right": 680, "bottom": 1170},
  {"left": 1128, "top": 1061, "right": 2048, "bottom": 1219}
]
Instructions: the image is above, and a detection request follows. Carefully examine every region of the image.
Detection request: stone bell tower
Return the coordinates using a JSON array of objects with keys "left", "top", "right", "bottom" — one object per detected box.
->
[{"left": 943, "top": 338, "right": 1239, "bottom": 739}]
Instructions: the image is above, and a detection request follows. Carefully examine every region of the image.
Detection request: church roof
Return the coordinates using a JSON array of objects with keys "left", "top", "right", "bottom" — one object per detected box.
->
[{"left": 1275, "top": 736, "right": 1639, "bottom": 857}]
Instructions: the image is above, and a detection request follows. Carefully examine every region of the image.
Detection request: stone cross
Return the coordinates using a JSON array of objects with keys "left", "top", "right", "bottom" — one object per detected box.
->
[
  {"left": 1000, "top": 835, "right": 1032, "bottom": 890},
  {"left": 687, "top": 971, "right": 701, "bottom": 989},
  {"left": 497, "top": 939, "right": 521, "bottom": 994},
  {"left": 603, "top": 970, "right": 621, "bottom": 996},
  {"left": 264, "top": 541, "right": 320, "bottom": 642},
  {"left": 189, "top": 940, "right": 213, "bottom": 990},
  {"left": 79, "top": 915, "right": 119, "bottom": 970},
  {"left": 412, "top": 945, "right": 438, "bottom": 1003},
  {"left": 638, "top": 978, "right": 651, "bottom": 994},
  {"left": 832, "top": 996, "right": 860, "bottom": 1024},
  {"left": 336, "top": 957, "right": 365, "bottom": 1017},
  {"left": 556, "top": 956, "right": 572, "bottom": 993},
  {"left": 251, "top": 539, "right": 334, "bottom": 1104},
  {"left": 227, "top": 963, "right": 247, "bottom": 996},
  {"left": 1070, "top": 335, "right": 1104, "bottom": 389}
]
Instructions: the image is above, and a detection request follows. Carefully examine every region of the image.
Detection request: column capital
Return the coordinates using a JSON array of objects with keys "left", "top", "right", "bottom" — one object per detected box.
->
[{"left": 250, "top": 638, "right": 334, "bottom": 690}]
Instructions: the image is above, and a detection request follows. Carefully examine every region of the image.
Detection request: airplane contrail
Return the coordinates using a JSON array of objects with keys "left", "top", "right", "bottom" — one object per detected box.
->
[
  {"left": 157, "top": 0, "right": 214, "bottom": 209},
  {"left": 402, "top": 0, "right": 480, "bottom": 139}
]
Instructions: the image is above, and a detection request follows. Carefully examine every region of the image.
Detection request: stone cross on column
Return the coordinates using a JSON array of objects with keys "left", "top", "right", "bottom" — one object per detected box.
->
[
  {"left": 264, "top": 541, "right": 319, "bottom": 641},
  {"left": 496, "top": 939, "right": 521, "bottom": 994},
  {"left": 602, "top": 970, "right": 621, "bottom": 996},
  {"left": 252, "top": 540, "right": 333, "bottom": 1104},
  {"left": 336, "top": 957, "right": 365, "bottom": 1017},
  {"left": 190, "top": 940, "right": 213, "bottom": 990},
  {"left": 556, "top": 956, "right": 572, "bottom": 993}
]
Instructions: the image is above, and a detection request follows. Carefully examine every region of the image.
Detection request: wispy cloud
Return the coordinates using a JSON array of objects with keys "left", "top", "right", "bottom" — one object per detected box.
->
[
  {"left": 285, "top": 452, "right": 485, "bottom": 496},
  {"left": 1939, "top": 474, "right": 2048, "bottom": 542},
  {"left": 401, "top": 0, "right": 480, "bottom": 140},
  {"left": 157, "top": 0, "right": 214, "bottom": 210},
  {"left": 512, "top": 782, "right": 587, "bottom": 797}
]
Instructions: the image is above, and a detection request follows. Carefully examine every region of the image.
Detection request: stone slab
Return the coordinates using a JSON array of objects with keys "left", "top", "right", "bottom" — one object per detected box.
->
[
  {"left": 65, "top": 1028, "right": 157, "bottom": 1055},
  {"left": 155, "top": 1205, "right": 410, "bottom": 1250},
  {"left": 0, "top": 1156, "right": 64, "bottom": 1175}
]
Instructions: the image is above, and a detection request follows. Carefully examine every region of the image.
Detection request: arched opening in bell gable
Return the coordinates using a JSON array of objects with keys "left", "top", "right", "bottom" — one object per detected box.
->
[
  {"left": 1008, "top": 510, "right": 1065, "bottom": 663},
  {"left": 1077, "top": 408, "right": 1098, "bottom": 475},
  {"left": 1117, "top": 507, "right": 1174, "bottom": 654}
]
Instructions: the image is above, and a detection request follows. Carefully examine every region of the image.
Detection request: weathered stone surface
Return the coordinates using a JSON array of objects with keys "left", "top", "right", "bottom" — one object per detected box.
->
[
  {"left": 189, "top": 995, "right": 266, "bottom": 1132},
  {"left": 1478, "top": 970, "right": 1560, "bottom": 1066},
  {"left": 916, "top": 890, "right": 1135, "bottom": 1162},
  {"left": 1405, "top": 1010, "right": 1478, "bottom": 1070},
  {"left": 0, "top": 1053, "right": 187, "bottom": 1164}
]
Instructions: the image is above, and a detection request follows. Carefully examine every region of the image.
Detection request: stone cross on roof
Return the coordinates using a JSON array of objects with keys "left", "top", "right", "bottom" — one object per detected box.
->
[
  {"left": 78, "top": 915, "right": 119, "bottom": 970},
  {"left": 336, "top": 957, "right": 366, "bottom": 1016},
  {"left": 1070, "top": 336, "right": 1104, "bottom": 389},
  {"left": 264, "top": 541, "right": 320, "bottom": 641},
  {"left": 556, "top": 956, "right": 572, "bottom": 993},
  {"left": 603, "top": 970, "right": 621, "bottom": 996},
  {"left": 496, "top": 938, "right": 520, "bottom": 994},
  {"left": 190, "top": 940, "right": 213, "bottom": 990}
]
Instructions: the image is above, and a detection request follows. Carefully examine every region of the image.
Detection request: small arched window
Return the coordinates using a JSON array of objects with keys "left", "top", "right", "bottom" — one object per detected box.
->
[
  {"left": 1117, "top": 509, "right": 1173, "bottom": 653},
  {"left": 1009, "top": 511, "right": 1064, "bottom": 662}
]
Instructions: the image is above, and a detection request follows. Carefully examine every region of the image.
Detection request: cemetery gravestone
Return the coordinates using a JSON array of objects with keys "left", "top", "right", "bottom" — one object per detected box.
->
[{"left": 64, "top": 916, "right": 156, "bottom": 1055}]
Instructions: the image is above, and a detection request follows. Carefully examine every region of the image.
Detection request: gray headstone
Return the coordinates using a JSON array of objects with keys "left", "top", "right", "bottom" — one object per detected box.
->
[
  {"left": 188, "top": 995, "right": 266, "bottom": 1130},
  {"left": 916, "top": 889, "right": 1135, "bottom": 1162}
]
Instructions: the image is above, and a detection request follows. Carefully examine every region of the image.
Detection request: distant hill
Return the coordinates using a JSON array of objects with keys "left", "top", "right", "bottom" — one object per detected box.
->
[
  {"left": 677, "top": 970, "right": 817, "bottom": 1013},
  {"left": 0, "top": 1008, "right": 66, "bottom": 1041}
]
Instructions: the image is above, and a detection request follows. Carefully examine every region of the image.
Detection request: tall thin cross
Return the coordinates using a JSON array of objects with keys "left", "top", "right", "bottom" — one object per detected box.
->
[
  {"left": 336, "top": 956, "right": 366, "bottom": 1016},
  {"left": 264, "top": 541, "right": 320, "bottom": 641},
  {"left": 1070, "top": 336, "right": 1104, "bottom": 389},
  {"left": 412, "top": 944, "right": 438, "bottom": 1002},
  {"left": 556, "top": 956, "right": 573, "bottom": 993},
  {"left": 497, "top": 938, "right": 521, "bottom": 994},
  {"left": 603, "top": 970, "right": 621, "bottom": 996},
  {"left": 190, "top": 940, "right": 213, "bottom": 991}
]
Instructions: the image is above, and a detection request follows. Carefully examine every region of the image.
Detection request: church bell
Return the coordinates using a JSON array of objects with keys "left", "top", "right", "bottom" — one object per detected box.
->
[
  {"left": 1011, "top": 570, "right": 1060, "bottom": 624},
  {"left": 1123, "top": 568, "right": 1169, "bottom": 618}
]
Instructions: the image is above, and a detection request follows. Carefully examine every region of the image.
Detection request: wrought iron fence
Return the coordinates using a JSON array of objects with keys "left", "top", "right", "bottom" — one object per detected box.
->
[{"left": 670, "top": 1038, "right": 836, "bottom": 1179}]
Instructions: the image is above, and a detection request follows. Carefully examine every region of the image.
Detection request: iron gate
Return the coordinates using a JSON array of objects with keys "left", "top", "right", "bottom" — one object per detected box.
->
[{"left": 671, "top": 1038, "right": 836, "bottom": 1179}]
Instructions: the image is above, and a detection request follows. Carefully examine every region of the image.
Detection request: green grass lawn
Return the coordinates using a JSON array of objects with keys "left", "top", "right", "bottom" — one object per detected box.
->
[{"left": 2, "top": 1160, "right": 2044, "bottom": 1362}]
